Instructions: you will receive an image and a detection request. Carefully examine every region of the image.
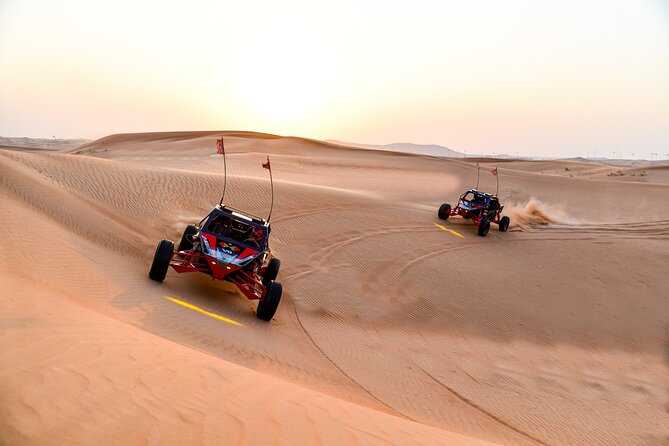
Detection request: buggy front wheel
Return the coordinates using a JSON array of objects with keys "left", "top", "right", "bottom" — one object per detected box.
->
[
  {"left": 438, "top": 203, "right": 451, "bottom": 220},
  {"left": 499, "top": 216, "right": 510, "bottom": 232},
  {"left": 262, "top": 257, "right": 281, "bottom": 287},
  {"left": 477, "top": 219, "right": 490, "bottom": 237},
  {"left": 256, "top": 281, "right": 282, "bottom": 321},
  {"left": 149, "top": 239, "right": 174, "bottom": 281}
]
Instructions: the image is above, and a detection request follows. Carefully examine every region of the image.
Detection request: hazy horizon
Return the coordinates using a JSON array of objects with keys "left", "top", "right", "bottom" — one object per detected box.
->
[{"left": 1, "top": 0, "right": 668, "bottom": 158}]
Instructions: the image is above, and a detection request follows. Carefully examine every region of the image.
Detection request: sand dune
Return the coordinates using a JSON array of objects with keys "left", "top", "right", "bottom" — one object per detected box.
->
[{"left": 1, "top": 131, "right": 668, "bottom": 445}]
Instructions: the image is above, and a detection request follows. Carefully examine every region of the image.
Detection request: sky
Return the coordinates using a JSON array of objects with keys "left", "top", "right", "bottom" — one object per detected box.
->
[{"left": 1, "top": 0, "right": 668, "bottom": 158}]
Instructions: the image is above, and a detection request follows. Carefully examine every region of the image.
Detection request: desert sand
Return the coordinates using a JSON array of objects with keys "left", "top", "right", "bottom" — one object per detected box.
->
[{"left": 1, "top": 131, "right": 667, "bottom": 445}]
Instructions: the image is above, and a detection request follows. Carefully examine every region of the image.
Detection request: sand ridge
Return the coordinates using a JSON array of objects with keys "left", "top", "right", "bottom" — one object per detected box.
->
[{"left": 1, "top": 131, "right": 668, "bottom": 445}]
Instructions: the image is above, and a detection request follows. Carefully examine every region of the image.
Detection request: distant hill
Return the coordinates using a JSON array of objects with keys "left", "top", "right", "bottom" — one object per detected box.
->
[
  {"left": 327, "top": 140, "right": 464, "bottom": 158},
  {"left": 0, "top": 136, "right": 90, "bottom": 151}
]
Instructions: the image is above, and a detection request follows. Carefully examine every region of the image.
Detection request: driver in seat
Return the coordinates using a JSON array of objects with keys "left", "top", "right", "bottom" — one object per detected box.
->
[{"left": 244, "top": 227, "right": 263, "bottom": 248}]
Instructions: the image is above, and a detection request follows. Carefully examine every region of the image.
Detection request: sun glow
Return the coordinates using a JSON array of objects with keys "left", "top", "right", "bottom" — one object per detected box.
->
[{"left": 229, "top": 34, "right": 334, "bottom": 125}]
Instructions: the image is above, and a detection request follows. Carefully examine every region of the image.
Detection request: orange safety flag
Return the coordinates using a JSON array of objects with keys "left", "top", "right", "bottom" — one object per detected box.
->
[
  {"left": 491, "top": 167, "right": 498, "bottom": 176},
  {"left": 216, "top": 138, "right": 225, "bottom": 154},
  {"left": 262, "top": 157, "right": 271, "bottom": 170}
]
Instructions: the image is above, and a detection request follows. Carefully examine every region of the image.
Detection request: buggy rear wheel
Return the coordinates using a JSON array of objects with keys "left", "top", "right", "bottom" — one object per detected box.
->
[
  {"left": 262, "top": 257, "right": 281, "bottom": 287},
  {"left": 477, "top": 219, "right": 490, "bottom": 237},
  {"left": 149, "top": 239, "right": 174, "bottom": 282},
  {"left": 178, "top": 225, "right": 198, "bottom": 251},
  {"left": 438, "top": 203, "right": 451, "bottom": 220},
  {"left": 499, "top": 216, "right": 510, "bottom": 232},
  {"left": 256, "top": 281, "right": 282, "bottom": 321}
]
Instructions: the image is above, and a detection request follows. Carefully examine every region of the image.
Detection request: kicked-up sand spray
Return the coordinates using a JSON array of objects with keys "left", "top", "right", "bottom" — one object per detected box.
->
[{"left": 506, "top": 198, "right": 568, "bottom": 231}]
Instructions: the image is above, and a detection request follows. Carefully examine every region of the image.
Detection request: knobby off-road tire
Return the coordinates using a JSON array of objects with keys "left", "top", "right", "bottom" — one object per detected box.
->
[
  {"left": 178, "top": 225, "right": 198, "bottom": 251},
  {"left": 149, "top": 239, "right": 174, "bottom": 282},
  {"left": 262, "top": 257, "right": 281, "bottom": 287},
  {"left": 256, "top": 281, "right": 282, "bottom": 321},
  {"left": 499, "top": 216, "right": 510, "bottom": 232},
  {"left": 438, "top": 203, "right": 451, "bottom": 220},
  {"left": 477, "top": 219, "right": 491, "bottom": 237}
]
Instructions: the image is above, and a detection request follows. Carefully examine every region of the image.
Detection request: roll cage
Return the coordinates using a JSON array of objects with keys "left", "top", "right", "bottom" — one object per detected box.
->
[
  {"left": 458, "top": 189, "right": 502, "bottom": 212},
  {"left": 200, "top": 205, "right": 270, "bottom": 252}
]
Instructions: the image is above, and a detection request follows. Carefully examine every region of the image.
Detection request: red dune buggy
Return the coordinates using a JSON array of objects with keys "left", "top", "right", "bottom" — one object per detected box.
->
[
  {"left": 149, "top": 205, "right": 282, "bottom": 320},
  {"left": 438, "top": 189, "right": 510, "bottom": 236}
]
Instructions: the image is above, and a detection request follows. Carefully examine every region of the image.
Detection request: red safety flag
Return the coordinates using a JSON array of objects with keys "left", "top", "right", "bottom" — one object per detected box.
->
[
  {"left": 262, "top": 157, "right": 271, "bottom": 170},
  {"left": 216, "top": 138, "right": 225, "bottom": 155},
  {"left": 491, "top": 167, "right": 498, "bottom": 176}
]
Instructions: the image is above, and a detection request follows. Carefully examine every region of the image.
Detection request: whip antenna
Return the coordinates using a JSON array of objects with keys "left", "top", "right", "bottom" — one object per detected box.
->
[
  {"left": 217, "top": 137, "right": 227, "bottom": 206},
  {"left": 262, "top": 155, "right": 274, "bottom": 222},
  {"left": 475, "top": 162, "right": 480, "bottom": 189}
]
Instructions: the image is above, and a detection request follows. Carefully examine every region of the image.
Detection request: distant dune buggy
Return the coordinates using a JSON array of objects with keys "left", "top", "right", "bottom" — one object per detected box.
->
[
  {"left": 438, "top": 189, "right": 510, "bottom": 237},
  {"left": 149, "top": 138, "right": 282, "bottom": 321}
]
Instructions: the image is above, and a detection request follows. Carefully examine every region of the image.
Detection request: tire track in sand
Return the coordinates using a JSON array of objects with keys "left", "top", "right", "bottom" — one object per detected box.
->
[
  {"left": 289, "top": 299, "right": 417, "bottom": 422},
  {"left": 415, "top": 364, "right": 552, "bottom": 446}
]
